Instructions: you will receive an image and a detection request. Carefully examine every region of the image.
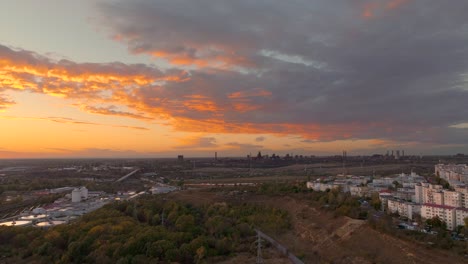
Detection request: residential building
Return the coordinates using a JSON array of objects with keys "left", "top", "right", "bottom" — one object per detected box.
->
[
  {"left": 372, "top": 177, "right": 394, "bottom": 186},
  {"left": 454, "top": 186, "right": 468, "bottom": 208},
  {"left": 455, "top": 208, "right": 468, "bottom": 228},
  {"left": 414, "top": 183, "right": 423, "bottom": 204},
  {"left": 379, "top": 191, "right": 393, "bottom": 210},
  {"left": 435, "top": 164, "right": 468, "bottom": 184},
  {"left": 421, "top": 204, "right": 456, "bottom": 230},
  {"left": 387, "top": 198, "right": 420, "bottom": 220},
  {"left": 395, "top": 188, "right": 415, "bottom": 201},
  {"left": 443, "top": 190, "right": 462, "bottom": 208},
  {"left": 418, "top": 183, "right": 444, "bottom": 205},
  {"left": 350, "top": 186, "right": 370, "bottom": 197}
]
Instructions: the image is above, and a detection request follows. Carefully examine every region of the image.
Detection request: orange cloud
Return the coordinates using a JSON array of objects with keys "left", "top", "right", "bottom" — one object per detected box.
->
[
  {"left": 227, "top": 89, "right": 271, "bottom": 113},
  {"left": 168, "top": 117, "right": 374, "bottom": 142},
  {"left": 148, "top": 49, "right": 253, "bottom": 70},
  {"left": 0, "top": 44, "right": 403, "bottom": 144},
  {"left": 182, "top": 99, "right": 221, "bottom": 113},
  {"left": 228, "top": 89, "right": 272, "bottom": 99},
  {"left": 0, "top": 115, "right": 149, "bottom": 131},
  {"left": 361, "top": 0, "right": 411, "bottom": 19},
  {"left": 362, "top": 2, "right": 379, "bottom": 19},
  {"left": 76, "top": 104, "right": 152, "bottom": 121},
  {"left": 175, "top": 136, "right": 218, "bottom": 149},
  {"left": 232, "top": 103, "right": 261, "bottom": 113},
  {"left": 0, "top": 45, "right": 187, "bottom": 100},
  {"left": 0, "top": 94, "right": 15, "bottom": 111},
  {"left": 386, "top": 0, "right": 410, "bottom": 10}
]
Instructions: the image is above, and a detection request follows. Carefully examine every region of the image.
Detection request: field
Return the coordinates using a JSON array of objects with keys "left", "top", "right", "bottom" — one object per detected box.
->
[{"left": 184, "top": 162, "right": 437, "bottom": 184}]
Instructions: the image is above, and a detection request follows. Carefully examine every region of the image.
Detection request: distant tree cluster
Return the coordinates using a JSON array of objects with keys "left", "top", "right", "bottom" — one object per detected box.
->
[
  {"left": 433, "top": 176, "right": 451, "bottom": 190},
  {"left": 257, "top": 182, "right": 310, "bottom": 195},
  {"left": 310, "top": 188, "right": 368, "bottom": 219},
  {"left": 257, "top": 182, "right": 368, "bottom": 220},
  {"left": 0, "top": 195, "right": 290, "bottom": 263}
]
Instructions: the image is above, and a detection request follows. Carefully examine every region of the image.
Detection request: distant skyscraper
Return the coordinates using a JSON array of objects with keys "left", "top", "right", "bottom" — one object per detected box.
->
[{"left": 257, "top": 151, "right": 262, "bottom": 159}]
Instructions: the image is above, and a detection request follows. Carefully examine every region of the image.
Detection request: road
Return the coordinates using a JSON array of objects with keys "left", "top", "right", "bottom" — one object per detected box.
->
[{"left": 116, "top": 169, "right": 140, "bottom": 182}]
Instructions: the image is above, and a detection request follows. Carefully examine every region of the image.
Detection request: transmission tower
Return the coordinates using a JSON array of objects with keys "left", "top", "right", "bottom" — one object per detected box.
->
[{"left": 256, "top": 231, "right": 263, "bottom": 264}]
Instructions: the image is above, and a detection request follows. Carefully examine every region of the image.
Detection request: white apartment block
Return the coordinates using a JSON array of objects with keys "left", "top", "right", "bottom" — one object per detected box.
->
[
  {"left": 395, "top": 188, "right": 415, "bottom": 201},
  {"left": 455, "top": 208, "right": 468, "bottom": 228},
  {"left": 372, "top": 177, "right": 394, "bottom": 186},
  {"left": 454, "top": 187, "right": 468, "bottom": 208},
  {"left": 349, "top": 186, "right": 370, "bottom": 197},
  {"left": 414, "top": 183, "right": 444, "bottom": 205},
  {"left": 435, "top": 164, "right": 468, "bottom": 184},
  {"left": 414, "top": 184, "right": 423, "bottom": 204},
  {"left": 421, "top": 204, "right": 456, "bottom": 230},
  {"left": 387, "top": 199, "right": 420, "bottom": 220},
  {"left": 443, "top": 190, "right": 462, "bottom": 208},
  {"left": 306, "top": 181, "right": 352, "bottom": 192}
]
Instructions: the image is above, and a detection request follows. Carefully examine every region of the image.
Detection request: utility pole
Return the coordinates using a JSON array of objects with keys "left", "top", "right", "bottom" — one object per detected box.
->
[{"left": 249, "top": 153, "right": 252, "bottom": 176}]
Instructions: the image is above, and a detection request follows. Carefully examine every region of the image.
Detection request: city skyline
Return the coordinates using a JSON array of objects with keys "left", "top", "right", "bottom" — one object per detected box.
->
[{"left": 1, "top": 0, "right": 468, "bottom": 158}]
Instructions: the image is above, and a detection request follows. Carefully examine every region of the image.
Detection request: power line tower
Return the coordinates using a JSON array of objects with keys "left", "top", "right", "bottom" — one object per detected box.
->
[{"left": 256, "top": 231, "right": 263, "bottom": 264}]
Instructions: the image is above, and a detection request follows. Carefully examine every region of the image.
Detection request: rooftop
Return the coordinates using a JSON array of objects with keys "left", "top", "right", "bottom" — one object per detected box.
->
[{"left": 422, "top": 203, "right": 456, "bottom": 210}]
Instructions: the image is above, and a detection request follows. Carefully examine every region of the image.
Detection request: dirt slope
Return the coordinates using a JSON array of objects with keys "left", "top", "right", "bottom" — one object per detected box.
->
[{"left": 167, "top": 189, "right": 466, "bottom": 264}]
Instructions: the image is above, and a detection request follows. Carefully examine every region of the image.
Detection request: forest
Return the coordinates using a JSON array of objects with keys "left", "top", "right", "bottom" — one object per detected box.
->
[{"left": 0, "top": 195, "right": 290, "bottom": 263}]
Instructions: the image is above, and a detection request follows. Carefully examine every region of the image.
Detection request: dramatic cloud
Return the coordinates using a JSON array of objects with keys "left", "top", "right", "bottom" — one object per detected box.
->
[
  {"left": 255, "top": 136, "right": 266, "bottom": 142},
  {"left": 175, "top": 137, "right": 218, "bottom": 149},
  {"left": 0, "top": 43, "right": 187, "bottom": 114},
  {"left": 0, "top": 116, "right": 149, "bottom": 131},
  {"left": 2, "top": 1, "right": 468, "bottom": 153},
  {"left": 76, "top": 104, "right": 152, "bottom": 121},
  {"left": 93, "top": 0, "right": 468, "bottom": 147},
  {"left": 0, "top": 148, "right": 146, "bottom": 159},
  {"left": 0, "top": 94, "right": 14, "bottom": 111}
]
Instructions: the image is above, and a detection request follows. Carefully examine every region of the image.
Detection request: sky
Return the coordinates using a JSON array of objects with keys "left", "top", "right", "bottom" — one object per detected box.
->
[{"left": 1, "top": 0, "right": 468, "bottom": 158}]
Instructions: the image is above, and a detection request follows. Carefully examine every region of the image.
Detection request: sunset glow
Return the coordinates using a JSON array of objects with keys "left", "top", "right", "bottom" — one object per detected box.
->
[{"left": 1, "top": 0, "right": 468, "bottom": 158}]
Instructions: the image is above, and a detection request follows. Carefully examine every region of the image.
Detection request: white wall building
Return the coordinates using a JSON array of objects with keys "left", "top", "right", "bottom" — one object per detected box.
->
[
  {"left": 416, "top": 183, "right": 444, "bottom": 205},
  {"left": 443, "top": 190, "right": 462, "bottom": 208},
  {"left": 387, "top": 199, "right": 420, "bottom": 220},
  {"left": 350, "top": 186, "right": 370, "bottom": 197},
  {"left": 435, "top": 164, "right": 468, "bottom": 184},
  {"left": 454, "top": 187, "right": 468, "bottom": 208},
  {"left": 455, "top": 208, "right": 468, "bottom": 228},
  {"left": 372, "top": 177, "right": 394, "bottom": 186},
  {"left": 421, "top": 204, "right": 456, "bottom": 230},
  {"left": 80, "top": 187, "right": 88, "bottom": 200},
  {"left": 414, "top": 184, "right": 423, "bottom": 204},
  {"left": 71, "top": 189, "right": 81, "bottom": 203}
]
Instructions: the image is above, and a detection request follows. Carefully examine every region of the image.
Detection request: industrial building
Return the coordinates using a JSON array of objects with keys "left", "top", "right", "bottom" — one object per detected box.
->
[{"left": 0, "top": 186, "right": 108, "bottom": 229}]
